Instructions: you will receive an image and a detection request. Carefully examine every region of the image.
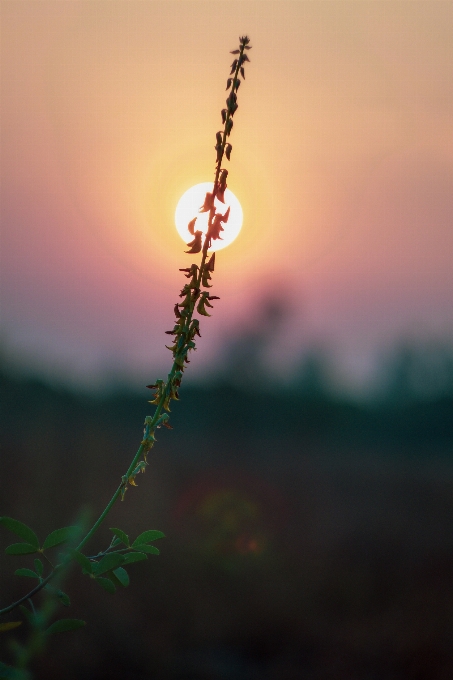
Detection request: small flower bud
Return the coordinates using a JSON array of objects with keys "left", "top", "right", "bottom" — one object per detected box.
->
[
  {"left": 205, "top": 252, "right": 216, "bottom": 271},
  {"left": 187, "top": 217, "right": 197, "bottom": 235},
  {"left": 199, "top": 192, "right": 215, "bottom": 213},
  {"left": 185, "top": 231, "right": 203, "bottom": 254}
]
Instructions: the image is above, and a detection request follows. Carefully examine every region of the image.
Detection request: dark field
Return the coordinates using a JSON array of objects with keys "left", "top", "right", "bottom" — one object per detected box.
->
[{"left": 1, "top": 350, "right": 453, "bottom": 679}]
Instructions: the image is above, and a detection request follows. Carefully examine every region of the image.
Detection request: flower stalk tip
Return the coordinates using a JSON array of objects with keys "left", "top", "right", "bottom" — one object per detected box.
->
[{"left": 123, "top": 36, "right": 251, "bottom": 499}]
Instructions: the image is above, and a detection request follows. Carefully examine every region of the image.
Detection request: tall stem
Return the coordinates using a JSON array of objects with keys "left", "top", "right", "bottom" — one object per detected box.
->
[{"left": 0, "top": 35, "right": 251, "bottom": 617}]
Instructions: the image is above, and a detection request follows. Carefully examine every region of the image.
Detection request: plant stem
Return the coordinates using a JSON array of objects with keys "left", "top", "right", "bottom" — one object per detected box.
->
[
  {"left": 75, "top": 443, "right": 145, "bottom": 552},
  {"left": 0, "top": 570, "right": 58, "bottom": 616},
  {"left": 0, "top": 35, "right": 251, "bottom": 618}
]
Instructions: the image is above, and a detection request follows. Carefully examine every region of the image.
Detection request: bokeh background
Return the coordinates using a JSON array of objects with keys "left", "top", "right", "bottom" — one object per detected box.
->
[{"left": 1, "top": 1, "right": 453, "bottom": 678}]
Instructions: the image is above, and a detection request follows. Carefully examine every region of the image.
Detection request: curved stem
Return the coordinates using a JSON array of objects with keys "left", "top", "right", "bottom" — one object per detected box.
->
[
  {"left": 0, "top": 36, "right": 250, "bottom": 620},
  {"left": 75, "top": 443, "right": 145, "bottom": 553},
  {"left": 0, "top": 568, "right": 59, "bottom": 616}
]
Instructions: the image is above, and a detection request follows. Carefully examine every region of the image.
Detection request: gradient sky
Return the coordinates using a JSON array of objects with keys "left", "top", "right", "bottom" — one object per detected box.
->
[{"left": 1, "top": 1, "right": 452, "bottom": 388}]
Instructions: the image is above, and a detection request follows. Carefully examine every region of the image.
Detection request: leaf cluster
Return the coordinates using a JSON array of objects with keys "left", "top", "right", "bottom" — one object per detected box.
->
[{"left": 0, "top": 517, "right": 164, "bottom": 635}]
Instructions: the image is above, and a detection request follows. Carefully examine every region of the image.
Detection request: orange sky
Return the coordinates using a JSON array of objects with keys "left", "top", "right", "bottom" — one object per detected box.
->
[{"left": 1, "top": 1, "right": 452, "bottom": 387}]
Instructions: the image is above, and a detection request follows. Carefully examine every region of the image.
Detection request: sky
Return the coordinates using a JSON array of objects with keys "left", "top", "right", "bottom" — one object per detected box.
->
[{"left": 1, "top": 1, "right": 452, "bottom": 389}]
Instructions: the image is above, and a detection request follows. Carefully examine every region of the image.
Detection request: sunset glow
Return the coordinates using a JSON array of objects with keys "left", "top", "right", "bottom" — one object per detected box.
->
[
  {"left": 1, "top": 1, "right": 452, "bottom": 386},
  {"left": 175, "top": 183, "right": 243, "bottom": 252}
]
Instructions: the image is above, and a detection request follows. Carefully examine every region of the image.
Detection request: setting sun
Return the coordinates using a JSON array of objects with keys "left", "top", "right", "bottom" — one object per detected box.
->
[{"left": 175, "top": 182, "right": 243, "bottom": 252}]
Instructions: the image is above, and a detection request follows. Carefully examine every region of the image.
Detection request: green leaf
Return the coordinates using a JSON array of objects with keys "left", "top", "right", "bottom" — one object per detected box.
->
[
  {"left": 92, "top": 553, "right": 125, "bottom": 576},
  {"left": 57, "top": 590, "right": 70, "bottom": 607},
  {"left": 133, "top": 544, "right": 160, "bottom": 555},
  {"left": 122, "top": 552, "right": 147, "bottom": 565},
  {"left": 0, "top": 518, "right": 39, "bottom": 549},
  {"left": 95, "top": 577, "right": 116, "bottom": 594},
  {"left": 132, "top": 530, "right": 165, "bottom": 547},
  {"left": 34, "top": 559, "right": 44, "bottom": 577},
  {"left": 112, "top": 567, "right": 130, "bottom": 587},
  {"left": 45, "top": 619, "right": 85, "bottom": 635},
  {"left": 14, "top": 569, "right": 39, "bottom": 579},
  {"left": 110, "top": 528, "right": 129, "bottom": 547},
  {"left": 42, "top": 526, "right": 77, "bottom": 550},
  {"left": 69, "top": 549, "right": 92, "bottom": 574},
  {"left": 0, "top": 621, "right": 22, "bottom": 632},
  {"left": 5, "top": 543, "right": 38, "bottom": 556}
]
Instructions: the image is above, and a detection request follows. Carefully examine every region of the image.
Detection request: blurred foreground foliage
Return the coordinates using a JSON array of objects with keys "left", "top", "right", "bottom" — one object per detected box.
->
[{"left": 1, "top": 342, "right": 453, "bottom": 679}]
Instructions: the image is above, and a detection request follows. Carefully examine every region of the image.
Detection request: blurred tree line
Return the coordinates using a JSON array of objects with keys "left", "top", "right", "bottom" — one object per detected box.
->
[{"left": 1, "top": 321, "right": 453, "bottom": 679}]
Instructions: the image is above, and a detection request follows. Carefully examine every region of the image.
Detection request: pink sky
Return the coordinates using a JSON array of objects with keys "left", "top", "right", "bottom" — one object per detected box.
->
[{"left": 1, "top": 1, "right": 452, "bottom": 388}]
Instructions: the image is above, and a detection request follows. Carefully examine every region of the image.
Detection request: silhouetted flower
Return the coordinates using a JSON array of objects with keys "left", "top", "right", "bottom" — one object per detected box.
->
[
  {"left": 199, "top": 192, "right": 215, "bottom": 213},
  {"left": 185, "top": 231, "right": 203, "bottom": 254},
  {"left": 206, "top": 252, "right": 216, "bottom": 271},
  {"left": 187, "top": 217, "right": 197, "bottom": 235},
  {"left": 230, "top": 59, "right": 238, "bottom": 74}
]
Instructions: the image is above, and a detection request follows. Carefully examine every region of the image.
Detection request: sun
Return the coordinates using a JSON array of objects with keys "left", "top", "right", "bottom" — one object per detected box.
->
[{"left": 175, "top": 182, "right": 243, "bottom": 251}]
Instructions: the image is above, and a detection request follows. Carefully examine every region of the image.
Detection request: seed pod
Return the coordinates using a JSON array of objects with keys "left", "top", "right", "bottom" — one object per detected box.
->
[
  {"left": 201, "top": 269, "right": 212, "bottom": 288},
  {"left": 185, "top": 231, "right": 202, "bottom": 254},
  {"left": 208, "top": 214, "right": 224, "bottom": 241},
  {"left": 179, "top": 284, "right": 191, "bottom": 298},
  {"left": 189, "top": 319, "right": 201, "bottom": 338},
  {"left": 199, "top": 192, "right": 215, "bottom": 213},
  {"left": 196, "top": 294, "right": 211, "bottom": 317},
  {"left": 187, "top": 217, "right": 197, "bottom": 235},
  {"left": 221, "top": 206, "right": 230, "bottom": 223},
  {"left": 205, "top": 252, "right": 216, "bottom": 271}
]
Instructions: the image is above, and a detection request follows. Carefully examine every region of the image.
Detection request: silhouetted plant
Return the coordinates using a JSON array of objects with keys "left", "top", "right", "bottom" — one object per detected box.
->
[{"left": 0, "top": 35, "right": 252, "bottom": 678}]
